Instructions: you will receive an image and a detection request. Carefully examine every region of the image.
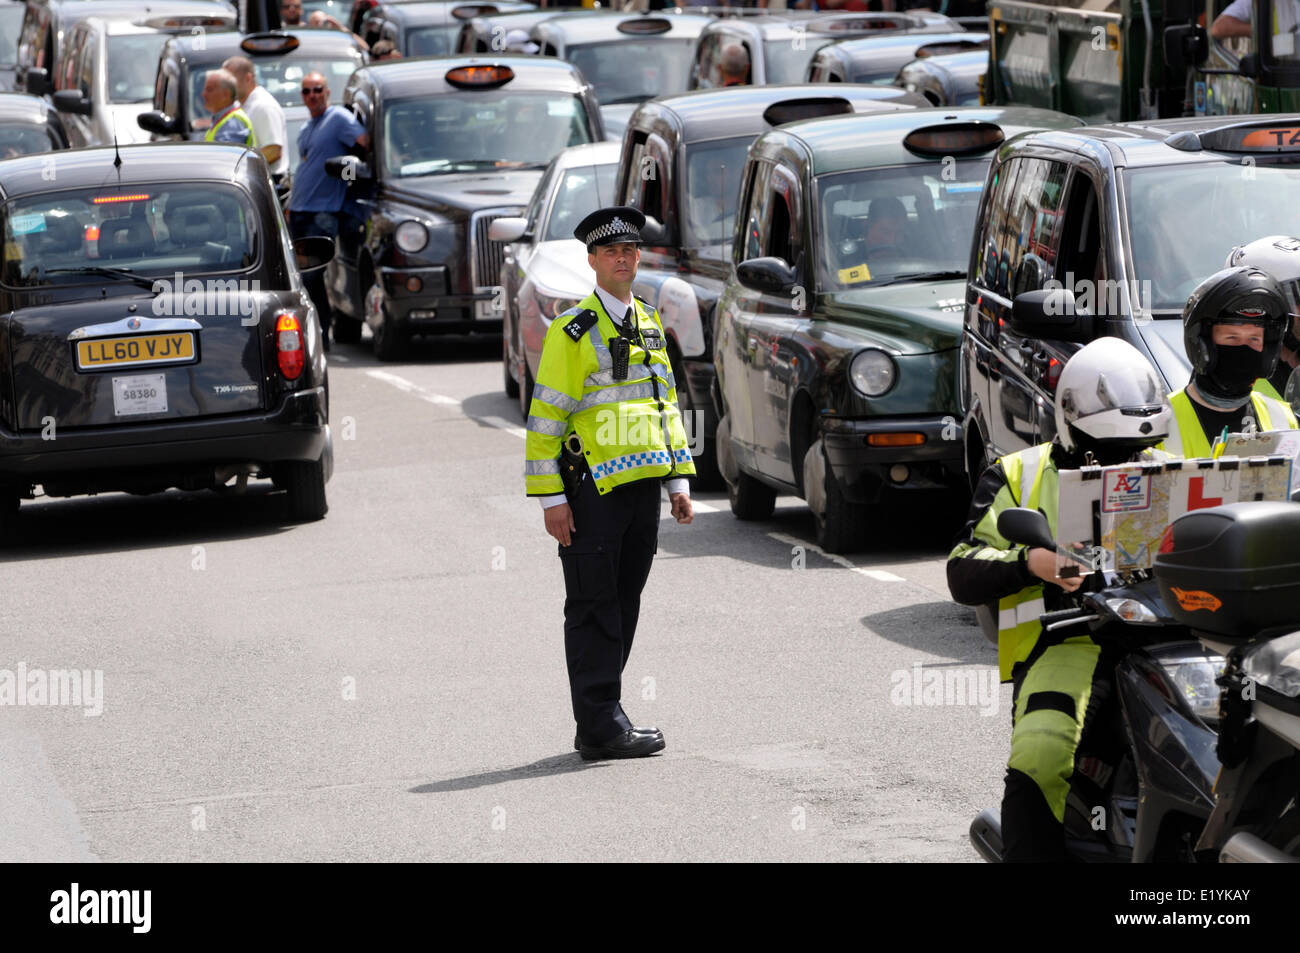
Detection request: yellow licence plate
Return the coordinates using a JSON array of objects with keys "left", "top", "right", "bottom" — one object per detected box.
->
[{"left": 76, "top": 333, "right": 196, "bottom": 371}]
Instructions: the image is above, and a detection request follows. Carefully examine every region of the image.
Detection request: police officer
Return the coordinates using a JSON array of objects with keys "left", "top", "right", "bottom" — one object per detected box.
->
[
  {"left": 1160, "top": 266, "right": 1297, "bottom": 458},
  {"left": 949, "top": 338, "right": 1173, "bottom": 861},
  {"left": 524, "top": 206, "right": 696, "bottom": 761}
]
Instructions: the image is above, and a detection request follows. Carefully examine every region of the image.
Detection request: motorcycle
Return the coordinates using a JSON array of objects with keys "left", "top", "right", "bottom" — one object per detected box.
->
[{"left": 969, "top": 507, "right": 1226, "bottom": 863}]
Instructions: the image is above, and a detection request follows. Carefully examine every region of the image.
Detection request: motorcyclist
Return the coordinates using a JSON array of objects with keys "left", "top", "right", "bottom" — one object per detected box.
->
[
  {"left": 1223, "top": 236, "right": 1300, "bottom": 400},
  {"left": 948, "top": 337, "right": 1173, "bottom": 862},
  {"left": 1159, "top": 265, "right": 1297, "bottom": 458}
]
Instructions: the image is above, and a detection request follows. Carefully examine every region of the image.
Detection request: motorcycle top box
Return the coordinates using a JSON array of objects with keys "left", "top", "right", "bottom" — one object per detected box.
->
[{"left": 1154, "top": 502, "right": 1300, "bottom": 642}]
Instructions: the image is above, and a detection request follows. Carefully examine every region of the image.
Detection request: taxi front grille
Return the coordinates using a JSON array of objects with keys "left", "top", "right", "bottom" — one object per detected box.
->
[{"left": 469, "top": 209, "right": 517, "bottom": 292}]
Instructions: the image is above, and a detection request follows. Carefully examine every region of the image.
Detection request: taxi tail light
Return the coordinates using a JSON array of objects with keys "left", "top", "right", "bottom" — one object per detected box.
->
[
  {"left": 1047, "top": 356, "right": 1062, "bottom": 391},
  {"left": 276, "top": 313, "right": 305, "bottom": 380},
  {"left": 868, "top": 432, "right": 925, "bottom": 447},
  {"left": 903, "top": 122, "right": 1004, "bottom": 157}
]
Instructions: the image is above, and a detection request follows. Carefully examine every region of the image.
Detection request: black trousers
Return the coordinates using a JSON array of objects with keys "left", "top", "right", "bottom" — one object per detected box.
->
[{"left": 559, "top": 472, "right": 660, "bottom": 744}]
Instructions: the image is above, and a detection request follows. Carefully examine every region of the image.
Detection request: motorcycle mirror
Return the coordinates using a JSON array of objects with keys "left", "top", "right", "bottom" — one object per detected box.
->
[{"left": 997, "top": 507, "right": 1056, "bottom": 551}]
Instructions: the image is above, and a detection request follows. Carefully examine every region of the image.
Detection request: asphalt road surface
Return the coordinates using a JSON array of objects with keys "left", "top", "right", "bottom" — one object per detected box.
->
[{"left": 1, "top": 334, "right": 1009, "bottom": 862}]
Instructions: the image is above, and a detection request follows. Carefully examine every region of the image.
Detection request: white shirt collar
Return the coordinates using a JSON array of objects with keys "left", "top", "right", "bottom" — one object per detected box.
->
[{"left": 594, "top": 286, "right": 633, "bottom": 325}]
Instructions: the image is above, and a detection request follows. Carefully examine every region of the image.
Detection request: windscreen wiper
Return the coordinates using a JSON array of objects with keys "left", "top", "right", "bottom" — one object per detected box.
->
[
  {"left": 872, "top": 270, "right": 967, "bottom": 286},
  {"left": 44, "top": 266, "right": 158, "bottom": 290}
]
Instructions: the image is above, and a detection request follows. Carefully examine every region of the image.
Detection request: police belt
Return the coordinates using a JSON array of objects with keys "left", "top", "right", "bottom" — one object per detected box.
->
[{"left": 559, "top": 432, "right": 588, "bottom": 496}]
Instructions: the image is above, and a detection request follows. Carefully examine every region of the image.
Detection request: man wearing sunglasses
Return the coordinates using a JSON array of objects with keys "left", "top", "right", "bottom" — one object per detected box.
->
[{"left": 287, "top": 72, "right": 370, "bottom": 348}]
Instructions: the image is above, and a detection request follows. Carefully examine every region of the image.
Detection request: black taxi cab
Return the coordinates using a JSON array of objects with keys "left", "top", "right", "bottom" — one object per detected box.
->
[
  {"left": 614, "top": 84, "right": 925, "bottom": 488},
  {"left": 137, "top": 29, "right": 366, "bottom": 174},
  {"left": 715, "top": 106, "right": 1081, "bottom": 553},
  {"left": 454, "top": 7, "right": 561, "bottom": 53},
  {"left": 895, "top": 48, "right": 987, "bottom": 107},
  {"left": 962, "top": 114, "right": 1300, "bottom": 474},
  {"left": 0, "top": 143, "right": 335, "bottom": 524},
  {"left": 804, "top": 30, "right": 986, "bottom": 84},
  {"left": 0, "top": 90, "right": 70, "bottom": 155},
  {"left": 358, "top": 0, "right": 533, "bottom": 56},
  {"left": 688, "top": 11, "right": 963, "bottom": 90},
  {"left": 322, "top": 55, "right": 603, "bottom": 358}
]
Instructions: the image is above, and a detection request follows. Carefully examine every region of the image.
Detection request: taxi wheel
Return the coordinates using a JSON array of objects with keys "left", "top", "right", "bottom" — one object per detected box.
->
[
  {"left": 518, "top": 359, "right": 535, "bottom": 422},
  {"left": 503, "top": 331, "right": 520, "bottom": 399},
  {"left": 333, "top": 316, "right": 363, "bottom": 345},
  {"left": 279, "top": 458, "right": 328, "bottom": 522},
  {"left": 0, "top": 491, "right": 17, "bottom": 538},
  {"left": 372, "top": 311, "right": 407, "bottom": 362},
  {"left": 807, "top": 439, "right": 869, "bottom": 554},
  {"left": 726, "top": 472, "right": 776, "bottom": 521}
]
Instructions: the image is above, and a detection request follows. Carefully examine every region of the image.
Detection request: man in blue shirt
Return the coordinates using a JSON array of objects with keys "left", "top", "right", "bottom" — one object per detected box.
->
[{"left": 287, "top": 71, "right": 369, "bottom": 348}]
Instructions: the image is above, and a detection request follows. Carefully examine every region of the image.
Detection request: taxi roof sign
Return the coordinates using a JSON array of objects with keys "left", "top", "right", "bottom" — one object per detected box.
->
[
  {"left": 617, "top": 17, "right": 672, "bottom": 34},
  {"left": 240, "top": 33, "right": 300, "bottom": 55},
  {"left": 445, "top": 65, "right": 515, "bottom": 88},
  {"left": 763, "top": 97, "right": 854, "bottom": 127},
  {"left": 1166, "top": 122, "right": 1300, "bottom": 153},
  {"left": 904, "top": 121, "right": 1004, "bottom": 157},
  {"left": 452, "top": 4, "right": 500, "bottom": 20}
]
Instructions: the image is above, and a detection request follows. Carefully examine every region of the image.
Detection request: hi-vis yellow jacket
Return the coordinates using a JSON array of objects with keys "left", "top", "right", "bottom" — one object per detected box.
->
[
  {"left": 1159, "top": 386, "right": 1297, "bottom": 459},
  {"left": 524, "top": 291, "right": 695, "bottom": 497}
]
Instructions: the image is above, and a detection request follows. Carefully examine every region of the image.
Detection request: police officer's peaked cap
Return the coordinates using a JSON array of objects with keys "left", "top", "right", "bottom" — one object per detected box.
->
[{"left": 575, "top": 206, "right": 646, "bottom": 250}]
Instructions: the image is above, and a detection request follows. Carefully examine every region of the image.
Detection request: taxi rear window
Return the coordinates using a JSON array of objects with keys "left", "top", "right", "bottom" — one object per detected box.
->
[
  {"left": 1, "top": 184, "right": 259, "bottom": 287},
  {"left": 568, "top": 40, "right": 695, "bottom": 105}
]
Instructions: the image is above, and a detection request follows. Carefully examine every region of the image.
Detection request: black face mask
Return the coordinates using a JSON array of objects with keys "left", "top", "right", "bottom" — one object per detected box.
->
[{"left": 1202, "top": 344, "right": 1271, "bottom": 401}]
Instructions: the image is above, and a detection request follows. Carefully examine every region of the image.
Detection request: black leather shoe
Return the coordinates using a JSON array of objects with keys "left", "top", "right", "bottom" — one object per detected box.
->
[
  {"left": 575, "top": 726, "right": 662, "bottom": 750},
  {"left": 579, "top": 729, "right": 666, "bottom": 761}
]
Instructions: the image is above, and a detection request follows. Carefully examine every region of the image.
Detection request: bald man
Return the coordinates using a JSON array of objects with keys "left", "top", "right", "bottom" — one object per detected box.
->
[{"left": 201, "top": 70, "right": 256, "bottom": 147}]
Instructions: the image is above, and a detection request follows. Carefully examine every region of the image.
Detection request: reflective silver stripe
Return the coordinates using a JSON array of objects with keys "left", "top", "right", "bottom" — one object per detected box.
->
[
  {"left": 1257, "top": 393, "right": 1294, "bottom": 429},
  {"left": 585, "top": 362, "right": 675, "bottom": 389},
  {"left": 527, "top": 415, "right": 566, "bottom": 437},
  {"left": 1017, "top": 445, "right": 1044, "bottom": 507},
  {"left": 588, "top": 322, "right": 612, "bottom": 369},
  {"left": 524, "top": 459, "right": 560, "bottom": 475},
  {"left": 1163, "top": 426, "right": 1184, "bottom": 457},
  {"left": 998, "top": 597, "right": 1045, "bottom": 630},
  {"left": 578, "top": 382, "right": 655, "bottom": 410},
  {"left": 532, "top": 384, "right": 579, "bottom": 414}
]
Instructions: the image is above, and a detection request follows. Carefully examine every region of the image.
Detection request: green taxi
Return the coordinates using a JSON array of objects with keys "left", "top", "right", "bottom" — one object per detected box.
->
[{"left": 714, "top": 106, "right": 1080, "bottom": 553}]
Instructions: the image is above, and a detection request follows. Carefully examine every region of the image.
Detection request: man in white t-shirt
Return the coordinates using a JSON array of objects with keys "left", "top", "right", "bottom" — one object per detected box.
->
[{"left": 222, "top": 56, "right": 289, "bottom": 178}]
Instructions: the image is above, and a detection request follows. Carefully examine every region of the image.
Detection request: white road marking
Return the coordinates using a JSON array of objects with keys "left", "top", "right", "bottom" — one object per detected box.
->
[
  {"left": 365, "top": 369, "right": 461, "bottom": 406},
  {"left": 482, "top": 416, "right": 528, "bottom": 440},
  {"left": 766, "top": 531, "right": 905, "bottom": 581},
  {"left": 329, "top": 353, "right": 350, "bottom": 363}
]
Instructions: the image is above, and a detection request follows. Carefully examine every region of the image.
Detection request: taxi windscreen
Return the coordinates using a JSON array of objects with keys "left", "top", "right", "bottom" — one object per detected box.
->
[
  {"left": 406, "top": 26, "right": 458, "bottom": 56},
  {"left": 382, "top": 93, "right": 593, "bottom": 177},
  {"left": 109, "top": 34, "right": 172, "bottom": 104},
  {"left": 814, "top": 162, "right": 988, "bottom": 290},
  {"left": 544, "top": 162, "right": 618, "bottom": 241},
  {"left": 0, "top": 123, "right": 61, "bottom": 158},
  {"left": 188, "top": 50, "right": 363, "bottom": 128},
  {"left": 0, "top": 4, "right": 23, "bottom": 67},
  {"left": 683, "top": 136, "right": 751, "bottom": 249},
  {"left": 764, "top": 40, "right": 821, "bottom": 86},
  {"left": 1, "top": 185, "right": 258, "bottom": 287},
  {"left": 1126, "top": 163, "right": 1300, "bottom": 311},
  {"left": 568, "top": 40, "right": 695, "bottom": 105}
]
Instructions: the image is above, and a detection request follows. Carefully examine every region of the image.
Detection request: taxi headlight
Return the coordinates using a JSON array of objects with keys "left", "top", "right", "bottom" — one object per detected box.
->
[
  {"left": 395, "top": 220, "right": 428, "bottom": 253},
  {"left": 850, "top": 349, "right": 896, "bottom": 397}
]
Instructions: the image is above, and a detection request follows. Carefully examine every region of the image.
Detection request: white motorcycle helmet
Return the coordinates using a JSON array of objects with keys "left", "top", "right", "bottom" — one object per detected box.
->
[
  {"left": 1054, "top": 338, "right": 1171, "bottom": 463},
  {"left": 1225, "top": 236, "right": 1300, "bottom": 352}
]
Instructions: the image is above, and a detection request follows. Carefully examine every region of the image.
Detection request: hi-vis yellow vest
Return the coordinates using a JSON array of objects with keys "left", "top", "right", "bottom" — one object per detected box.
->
[
  {"left": 993, "top": 443, "right": 1058, "bottom": 682},
  {"left": 524, "top": 292, "right": 695, "bottom": 497},
  {"left": 205, "top": 106, "right": 257, "bottom": 148},
  {"left": 1159, "top": 387, "right": 1297, "bottom": 459}
]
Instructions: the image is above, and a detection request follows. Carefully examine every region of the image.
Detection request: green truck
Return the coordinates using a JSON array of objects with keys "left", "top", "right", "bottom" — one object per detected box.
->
[{"left": 985, "top": 0, "right": 1300, "bottom": 120}]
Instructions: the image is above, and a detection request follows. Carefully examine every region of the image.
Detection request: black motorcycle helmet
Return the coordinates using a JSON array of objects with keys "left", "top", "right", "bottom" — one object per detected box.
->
[{"left": 1183, "top": 266, "right": 1289, "bottom": 409}]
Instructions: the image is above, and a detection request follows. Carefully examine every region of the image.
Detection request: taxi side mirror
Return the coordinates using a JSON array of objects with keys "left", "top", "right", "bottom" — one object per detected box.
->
[
  {"left": 1009, "top": 288, "right": 1097, "bottom": 343},
  {"left": 24, "top": 68, "right": 49, "bottom": 96},
  {"left": 737, "top": 257, "right": 797, "bottom": 294},
  {"left": 640, "top": 215, "right": 668, "bottom": 245},
  {"left": 137, "top": 110, "right": 181, "bottom": 136},
  {"left": 325, "top": 155, "right": 372, "bottom": 181},
  {"left": 1163, "top": 24, "right": 1207, "bottom": 74},
  {"left": 488, "top": 217, "right": 528, "bottom": 242},
  {"left": 292, "top": 235, "right": 336, "bottom": 273},
  {"left": 53, "top": 89, "right": 92, "bottom": 116}
]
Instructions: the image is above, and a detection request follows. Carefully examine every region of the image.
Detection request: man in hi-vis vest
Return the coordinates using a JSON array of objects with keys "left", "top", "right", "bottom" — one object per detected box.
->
[
  {"left": 948, "top": 339, "right": 1173, "bottom": 861},
  {"left": 524, "top": 205, "right": 695, "bottom": 761},
  {"left": 201, "top": 70, "right": 257, "bottom": 149},
  {"left": 1159, "top": 266, "right": 1297, "bottom": 459}
]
